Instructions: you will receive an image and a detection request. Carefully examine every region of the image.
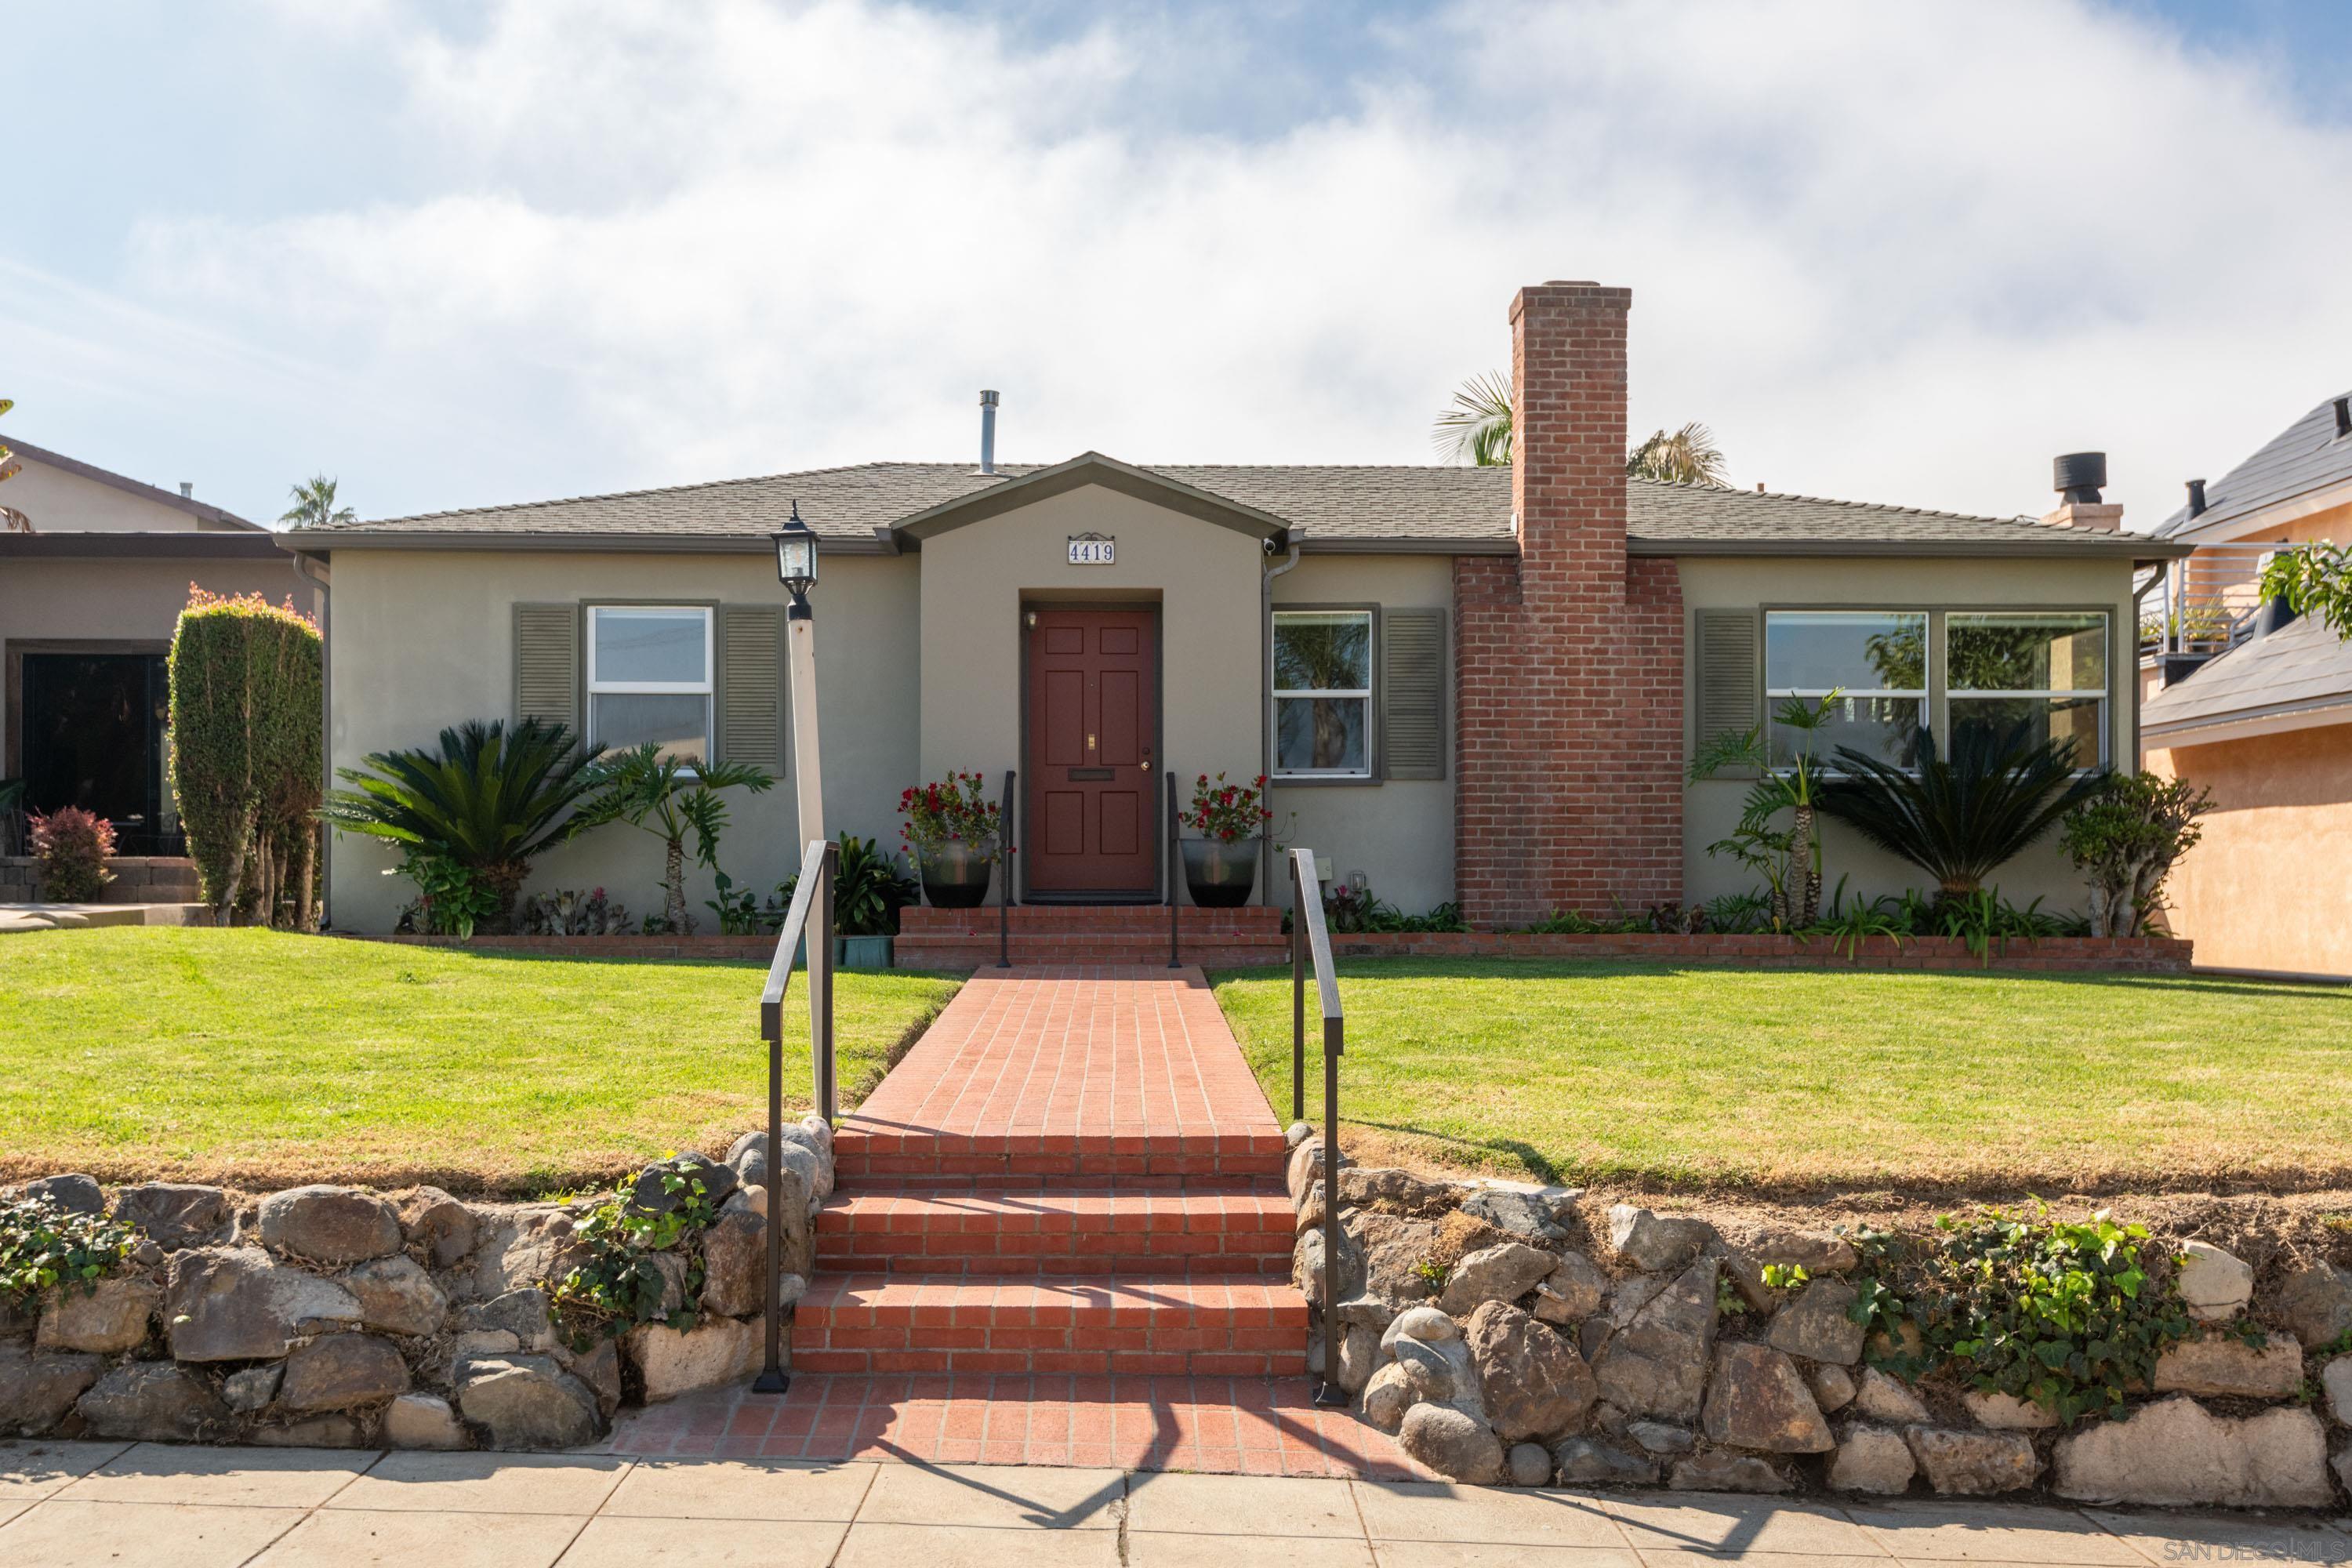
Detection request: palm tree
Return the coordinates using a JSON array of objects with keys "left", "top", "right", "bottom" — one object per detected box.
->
[
  {"left": 1626, "top": 422, "right": 1729, "bottom": 488},
  {"left": 572, "top": 744, "right": 775, "bottom": 933},
  {"left": 321, "top": 718, "right": 591, "bottom": 932},
  {"left": 281, "top": 475, "right": 357, "bottom": 528},
  {"left": 1688, "top": 691, "right": 1841, "bottom": 927},
  {"left": 1432, "top": 372, "right": 1515, "bottom": 466},
  {"left": 1, "top": 398, "right": 30, "bottom": 532}
]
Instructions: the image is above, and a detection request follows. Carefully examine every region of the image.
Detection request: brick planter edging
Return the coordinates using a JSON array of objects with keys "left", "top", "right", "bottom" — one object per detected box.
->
[
  {"left": 367, "top": 933, "right": 781, "bottom": 960},
  {"left": 1318, "top": 931, "right": 2192, "bottom": 973}
]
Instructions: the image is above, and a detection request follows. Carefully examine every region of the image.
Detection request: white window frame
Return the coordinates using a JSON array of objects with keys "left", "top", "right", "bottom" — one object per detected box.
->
[
  {"left": 1272, "top": 608, "right": 1375, "bottom": 779},
  {"left": 1763, "top": 609, "right": 1930, "bottom": 772},
  {"left": 1944, "top": 610, "right": 2110, "bottom": 770},
  {"left": 586, "top": 604, "right": 714, "bottom": 763}
]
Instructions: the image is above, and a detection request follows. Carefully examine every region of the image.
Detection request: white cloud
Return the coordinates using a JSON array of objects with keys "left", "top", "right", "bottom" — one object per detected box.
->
[{"left": 16, "top": 0, "right": 2350, "bottom": 528}]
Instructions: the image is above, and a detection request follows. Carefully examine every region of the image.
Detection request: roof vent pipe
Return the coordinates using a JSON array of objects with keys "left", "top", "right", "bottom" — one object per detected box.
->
[
  {"left": 2334, "top": 397, "right": 2350, "bottom": 439},
  {"left": 2186, "top": 478, "right": 2207, "bottom": 518},
  {"left": 978, "top": 389, "right": 1000, "bottom": 475},
  {"left": 2053, "top": 451, "right": 2107, "bottom": 505},
  {"left": 179, "top": 481, "right": 194, "bottom": 498}
]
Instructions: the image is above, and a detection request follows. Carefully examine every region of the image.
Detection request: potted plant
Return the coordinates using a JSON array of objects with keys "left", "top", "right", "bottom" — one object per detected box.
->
[
  {"left": 779, "top": 833, "right": 922, "bottom": 967},
  {"left": 900, "top": 772, "right": 1001, "bottom": 908},
  {"left": 1179, "top": 772, "right": 1271, "bottom": 907}
]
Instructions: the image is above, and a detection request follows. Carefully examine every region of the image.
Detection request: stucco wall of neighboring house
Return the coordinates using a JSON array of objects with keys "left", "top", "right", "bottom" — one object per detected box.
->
[
  {"left": 322, "top": 548, "right": 919, "bottom": 934},
  {"left": 3, "top": 455, "right": 233, "bottom": 532},
  {"left": 1677, "top": 554, "right": 2137, "bottom": 914},
  {"left": 917, "top": 485, "right": 1266, "bottom": 895},
  {"left": 1272, "top": 553, "right": 1457, "bottom": 914},
  {"left": 2145, "top": 722, "right": 2352, "bottom": 977}
]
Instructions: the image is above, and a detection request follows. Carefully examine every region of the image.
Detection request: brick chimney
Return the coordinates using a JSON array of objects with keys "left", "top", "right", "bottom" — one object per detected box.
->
[{"left": 1454, "top": 280, "right": 1685, "bottom": 926}]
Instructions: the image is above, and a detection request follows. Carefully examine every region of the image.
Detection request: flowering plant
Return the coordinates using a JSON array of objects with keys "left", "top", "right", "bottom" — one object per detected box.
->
[
  {"left": 900, "top": 771, "right": 1003, "bottom": 855},
  {"left": 1185, "top": 772, "right": 1272, "bottom": 844}
]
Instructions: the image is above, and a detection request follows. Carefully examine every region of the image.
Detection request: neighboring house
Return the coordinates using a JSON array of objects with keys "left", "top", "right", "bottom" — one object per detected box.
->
[
  {"left": 0, "top": 438, "right": 318, "bottom": 868},
  {"left": 282, "top": 281, "right": 2183, "bottom": 934},
  {"left": 2140, "top": 394, "right": 2352, "bottom": 978}
]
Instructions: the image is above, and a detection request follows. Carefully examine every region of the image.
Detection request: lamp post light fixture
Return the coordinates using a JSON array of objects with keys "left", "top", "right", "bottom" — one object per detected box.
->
[{"left": 773, "top": 500, "right": 818, "bottom": 612}]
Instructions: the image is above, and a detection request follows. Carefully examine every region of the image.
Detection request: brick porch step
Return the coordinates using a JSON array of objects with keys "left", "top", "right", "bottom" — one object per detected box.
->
[
  {"left": 792, "top": 1273, "right": 1310, "bottom": 1377},
  {"left": 892, "top": 906, "right": 1288, "bottom": 971},
  {"left": 833, "top": 1128, "right": 1289, "bottom": 1190},
  {"left": 816, "top": 1187, "right": 1296, "bottom": 1276}
]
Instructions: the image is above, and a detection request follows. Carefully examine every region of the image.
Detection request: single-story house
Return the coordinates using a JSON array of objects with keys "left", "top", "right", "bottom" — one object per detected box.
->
[
  {"left": 1, "top": 438, "right": 318, "bottom": 883},
  {"left": 282, "top": 281, "right": 2185, "bottom": 934},
  {"left": 2140, "top": 392, "right": 2352, "bottom": 979}
]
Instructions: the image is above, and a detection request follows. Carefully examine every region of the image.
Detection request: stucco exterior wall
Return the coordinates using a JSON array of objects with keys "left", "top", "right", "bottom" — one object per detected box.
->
[
  {"left": 3, "top": 456, "right": 233, "bottom": 532},
  {"left": 1272, "top": 553, "right": 1456, "bottom": 913},
  {"left": 323, "top": 549, "right": 918, "bottom": 933},
  {"left": 2145, "top": 723, "right": 2352, "bottom": 977},
  {"left": 1677, "top": 554, "right": 2140, "bottom": 914}
]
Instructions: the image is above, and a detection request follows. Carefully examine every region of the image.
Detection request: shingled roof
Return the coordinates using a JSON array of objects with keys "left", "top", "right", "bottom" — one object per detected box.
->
[
  {"left": 2142, "top": 612, "right": 2352, "bottom": 738},
  {"left": 286, "top": 457, "right": 2172, "bottom": 558},
  {"left": 2155, "top": 391, "right": 2352, "bottom": 538}
]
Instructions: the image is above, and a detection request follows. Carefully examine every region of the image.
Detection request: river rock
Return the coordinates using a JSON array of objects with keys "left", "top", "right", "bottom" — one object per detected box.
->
[
  {"left": 1702, "top": 1343, "right": 1833, "bottom": 1453},
  {"left": 1850, "top": 1367, "right": 1930, "bottom": 1425},
  {"left": 1506, "top": 1440, "right": 1553, "bottom": 1486},
  {"left": 114, "top": 1183, "right": 230, "bottom": 1249},
  {"left": 279, "top": 1334, "right": 409, "bottom": 1413},
  {"left": 36, "top": 1276, "right": 160, "bottom": 1354},
  {"left": 21, "top": 1174, "right": 105, "bottom": 1215},
  {"left": 77, "top": 1362, "right": 229, "bottom": 1441},
  {"left": 1465, "top": 1301, "right": 1595, "bottom": 1441},
  {"left": 1357, "top": 1214, "right": 1444, "bottom": 1306},
  {"left": 456, "top": 1354, "right": 601, "bottom": 1450},
  {"left": 0, "top": 1344, "right": 101, "bottom": 1433},
  {"left": 1609, "top": 1207, "right": 1715, "bottom": 1272},
  {"left": 730, "top": 1120, "right": 833, "bottom": 1204},
  {"left": 1906, "top": 1427, "right": 2038, "bottom": 1495},
  {"left": 400, "top": 1187, "right": 479, "bottom": 1269},
  {"left": 460, "top": 1288, "right": 555, "bottom": 1352},
  {"left": 258, "top": 1185, "right": 404, "bottom": 1265},
  {"left": 626, "top": 1316, "right": 758, "bottom": 1403},
  {"left": 698, "top": 1201, "right": 768, "bottom": 1318},
  {"left": 1533, "top": 1250, "right": 1606, "bottom": 1326},
  {"left": 564, "top": 1337, "right": 623, "bottom": 1417},
  {"left": 1438, "top": 1243, "right": 1557, "bottom": 1318},
  {"left": 466, "top": 1206, "right": 581, "bottom": 1299},
  {"left": 386, "top": 1392, "right": 469, "bottom": 1450},
  {"left": 1397, "top": 1401, "right": 1504, "bottom": 1483},
  {"left": 1388, "top": 1334, "right": 1478, "bottom": 1412},
  {"left": 1808, "top": 1364, "right": 1856, "bottom": 1413},
  {"left": 2322, "top": 1355, "right": 2352, "bottom": 1425},
  {"left": 2278, "top": 1262, "right": 2352, "bottom": 1348},
  {"left": 347, "top": 1255, "right": 448, "bottom": 1338},
  {"left": 254, "top": 1413, "right": 372, "bottom": 1448},
  {"left": 2174, "top": 1240, "right": 2252, "bottom": 1323},
  {"left": 2053, "top": 1396, "right": 2332, "bottom": 1508},
  {"left": 1962, "top": 1389, "right": 2058, "bottom": 1431},
  {"left": 1381, "top": 1305, "right": 1458, "bottom": 1352},
  {"left": 1361, "top": 1363, "right": 1415, "bottom": 1432},
  {"left": 1292, "top": 1223, "right": 1365, "bottom": 1308},
  {"left": 1762, "top": 1277, "right": 1864, "bottom": 1367},
  {"left": 223, "top": 1365, "right": 281, "bottom": 1413},
  {"left": 2153, "top": 1330, "right": 2303, "bottom": 1399},
  {"left": 1592, "top": 1254, "right": 1716, "bottom": 1421},
  {"left": 1552, "top": 1436, "right": 1659, "bottom": 1486},
  {"left": 1341, "top": 1167, "right": 1458, "bottom": 1215},
  {"left": 1334, "top": 1321, "right": 1383, "bottom": 1394},
  {"left": 166, "top": 1247, "right": 362, "bottom": 1361},
  {"left": 1461, "top": 1189, "right": 1570, "bottom": 1246},
  {"left": 1670, "top": 1451, "right": 1788, "bottom": 1494},
  {"left": 1748, "top": 1227, "right": 1857, "bottom": 1274},
  {"left": 629, "top": 1152, "right": 739, "bottom": 1217},
  {"left": 1829, "top": 1425, "right": 1915, "bottom": 1494}
]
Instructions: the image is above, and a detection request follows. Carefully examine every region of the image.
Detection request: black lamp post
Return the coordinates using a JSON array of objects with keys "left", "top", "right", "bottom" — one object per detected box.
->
[{"left": 772, "top": 500, "right": 818, "bottom": 615}]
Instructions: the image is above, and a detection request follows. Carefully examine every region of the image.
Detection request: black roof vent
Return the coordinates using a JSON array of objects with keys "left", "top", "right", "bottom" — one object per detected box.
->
[
  {"left": 2053, "top": 452, "right": 2107, "bottom": 505},
  {"left": 2185, "top": 478, "right": 2207, "bottom": 517},
  {"left": 2333, "top": 397, "right": 2350, "bottom": 439}
]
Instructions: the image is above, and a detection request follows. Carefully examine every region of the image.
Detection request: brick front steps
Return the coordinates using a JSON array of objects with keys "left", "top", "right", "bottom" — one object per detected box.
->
[
  {"left": 816, "top": 1188, "right": 1295, "bottom": 1276},
  {"left": 894, "top": 904, "right": 1287, "bottom": 969},
  {"left": 833, "top": 1130, "right": 1288, "bottom": 1190}
]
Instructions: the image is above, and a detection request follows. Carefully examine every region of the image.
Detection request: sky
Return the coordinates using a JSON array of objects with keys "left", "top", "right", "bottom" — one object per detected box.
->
[{"left": 5, "top": 0, "right": 2351, "bottom": 533}]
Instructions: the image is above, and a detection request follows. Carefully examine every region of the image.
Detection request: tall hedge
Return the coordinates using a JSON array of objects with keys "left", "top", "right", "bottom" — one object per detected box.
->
[{"left": 168, "top": 586, "right": 323, "bottom": 926}]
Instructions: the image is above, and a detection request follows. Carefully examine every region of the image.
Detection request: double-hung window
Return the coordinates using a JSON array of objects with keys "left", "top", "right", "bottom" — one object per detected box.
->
[
  {"left": 1273, "top": 610, "right": 1373, "bottom": 778},
  {"left": 1762, "top": 611, "right": 1928, "bottom": 768},
  {"left": 586, "top": 605, "right": 713, "bottom": 763},
  {"left": 1947, "top": 612, "right": 2107, "bottom": 768}
]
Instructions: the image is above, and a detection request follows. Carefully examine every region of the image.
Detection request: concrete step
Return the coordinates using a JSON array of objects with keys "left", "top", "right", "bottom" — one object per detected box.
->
[
  {"left": 815, "top": 1187, "right": 1295, "bottom": 1276},
  {"left": 833, "top": 1128, "right": 1289, "bottom": 1191}
]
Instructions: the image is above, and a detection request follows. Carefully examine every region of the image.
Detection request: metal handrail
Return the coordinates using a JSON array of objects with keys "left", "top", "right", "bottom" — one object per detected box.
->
[
  {"left": 997, "top": 769, "right": 1015, "bottom": 970},
  {"left": 2147, "top": 541, "right": 2303, "bottom": 657},
  {"left": 1166, "top": 768, "right": 1181, "bottom": 969},
  {"left": 1287, "top": 845, "right": 1348, "bottom": 1409},
  {"left": 753, "top": 834, "right": 835, "bottom": 1396}
]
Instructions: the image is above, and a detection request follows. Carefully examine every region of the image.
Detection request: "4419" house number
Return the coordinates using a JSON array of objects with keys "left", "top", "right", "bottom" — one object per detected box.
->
[{"left": 1067, "top": 533, "right": 1115, "bottom": 565}]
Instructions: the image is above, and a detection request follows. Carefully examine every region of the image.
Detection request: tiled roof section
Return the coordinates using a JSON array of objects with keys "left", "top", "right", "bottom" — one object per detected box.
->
[
  {"left": 2141, "top": 613, "right": 2352, "bottom": 733},
  {"left": 297, "top": 459, "right": 2123, "bottom": 550},
  {"left": 2155, "top": 392, "right": 2352, "bottom": 537}
]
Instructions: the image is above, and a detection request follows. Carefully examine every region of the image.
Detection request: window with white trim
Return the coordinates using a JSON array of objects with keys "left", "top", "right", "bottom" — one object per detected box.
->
[
  {"left": 1273, "top": 610, "right": 1373, "bottom": 777},
  {"left": 1947, "top": 612, "right": 2108, "bottom": 768},
  {"left": 586, "top": 605, "right": 713, "bottom": 763},
  {"left": 1763, "top": 610, "right": 1928, "bottom": 768}
]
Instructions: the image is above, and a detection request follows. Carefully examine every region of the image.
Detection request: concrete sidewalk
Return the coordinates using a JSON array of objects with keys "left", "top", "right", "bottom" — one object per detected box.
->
[{"left": 8, "top": 1440, "right": 2352, "bottom": 1566}]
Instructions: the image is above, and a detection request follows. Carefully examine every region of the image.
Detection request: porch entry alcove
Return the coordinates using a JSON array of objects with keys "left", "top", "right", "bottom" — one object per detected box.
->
[{"left": 1023, "top": 604, "right": 1160, "bottom": 899}]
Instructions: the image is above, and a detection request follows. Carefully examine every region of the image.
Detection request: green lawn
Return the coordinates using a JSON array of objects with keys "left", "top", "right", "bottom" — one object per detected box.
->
[
  {"left": 0, "top": 928, "right": 961, "bottom": 1193},
  {"left": 1211, "top": 959, "right": 2352, "bottom": 1192}
]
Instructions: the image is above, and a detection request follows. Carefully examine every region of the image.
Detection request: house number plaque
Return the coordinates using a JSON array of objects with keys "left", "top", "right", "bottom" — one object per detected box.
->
[{"left": 1067, "top": 532, "right": 1115, "bottom": 565}]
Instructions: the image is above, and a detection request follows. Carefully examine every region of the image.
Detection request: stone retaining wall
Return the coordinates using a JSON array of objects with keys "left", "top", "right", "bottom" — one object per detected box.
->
[
  {"left": 1, "top": 855, "right": 203, "bottom": 905},
  {"left": 1287, "top": 1131, "right": 2350, "bottom": 1509},
  {"left": 0, "top": 1120, "right": 833, "bottom": 1452}
]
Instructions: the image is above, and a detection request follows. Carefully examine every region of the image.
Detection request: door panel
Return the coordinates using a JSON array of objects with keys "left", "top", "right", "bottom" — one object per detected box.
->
[
  {"left": 22, "top": 652, "right": 170, "bottom": 853},
  {"left": 1025, "top": 608, "right": 1159, "bottom": 895}
]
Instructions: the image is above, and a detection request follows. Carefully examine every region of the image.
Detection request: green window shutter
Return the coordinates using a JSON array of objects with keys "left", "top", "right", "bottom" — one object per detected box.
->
[
  {"left": 1693, "top": 608, "right": 1761, "bottom": 772},
  {"left": 1381, "top": 608, "right": 1447, "bottom": 781},
  {"left": 717, "top": 604, "right": 786, "bottom": 772},
  {"left": 514, "top": 603, "right": 580, "bottom": 735}
]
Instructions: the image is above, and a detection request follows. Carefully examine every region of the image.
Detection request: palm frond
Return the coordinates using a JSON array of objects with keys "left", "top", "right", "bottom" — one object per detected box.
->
[
  {"left": 1432, "top": 371, "right": 1514, "bottom": 466},
  {"left": 1626, "top": 421, "right": 1729, "bottom": 488},
  {"left": 1816, "top": 721, "right": 2104, "bottom": 896},
  {"left": 320, "top": 718, "right": 590, "bottom": 868}
]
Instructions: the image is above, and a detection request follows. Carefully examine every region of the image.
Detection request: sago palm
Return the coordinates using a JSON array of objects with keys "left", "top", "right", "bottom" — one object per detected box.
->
[
  {"left": 320, "top": 718, "right": 590, "bottom": 931},
  {"left": 573, "top": 743, "right": 775, "bottom": 933}
]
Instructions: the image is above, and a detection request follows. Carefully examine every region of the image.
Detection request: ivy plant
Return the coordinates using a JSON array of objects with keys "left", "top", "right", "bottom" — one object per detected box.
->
[
  {"left": 544, "top": 1156, "right": 722, "bottom": 1352},
  {"left": 0, "top": 1196, "right": 136, "bottom": 1305}
]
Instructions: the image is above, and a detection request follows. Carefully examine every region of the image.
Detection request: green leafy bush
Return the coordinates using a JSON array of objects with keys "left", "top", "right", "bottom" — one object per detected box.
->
[
  {"left": 773, "top": 833, "right": 920, "bottom": 938},
  {"left": 2261, "top": 539, "right": 2352, "bottom": 641},
  {"left": 168, "top": 586, "right": 322, "bottom": 926},
  {"left": 28, "top": 806, "right": 115, "bottom": 902},
  {"left": 2060, "top": 771, "right": 2213, "bottom": 938},
  {"left": 545, "top": 1156, "right": 721, "bottom": 1351},
  {"left": 0, "top": 1195, "right": 136, "bottom": 1305},
  {"left": 574, "top": 743, "right": 773, "bottom": 935}
]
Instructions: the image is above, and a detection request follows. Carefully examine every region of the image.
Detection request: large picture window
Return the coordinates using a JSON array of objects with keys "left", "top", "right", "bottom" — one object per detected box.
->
[
  {"left": 1273, "top": 610, "right": 1372, "bottom": 777},
  {"left": 587, "top": 605, "right": 712, "bottom": 763},
  {"left": 1947, "top": 612, "right": 2108, "bottom": 768},
  {"left": 1763, "top": 611, "right": 1927, "bottom": 767}
]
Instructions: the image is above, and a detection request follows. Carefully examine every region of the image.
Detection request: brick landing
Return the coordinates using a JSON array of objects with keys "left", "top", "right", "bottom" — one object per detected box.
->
[{"left": 895, "top": 906, "right": 1288, "bottom": 969}]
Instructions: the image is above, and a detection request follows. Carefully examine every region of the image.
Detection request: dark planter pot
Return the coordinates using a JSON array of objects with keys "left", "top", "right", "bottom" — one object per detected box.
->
[
  {"left": 918, "top": 840, "right": 996, "bottom": 909},
  {"left": 1181, "top": 838, "right": 1259, "bottom": 908},
  {"left": 837, "top": 935, "right": 894, "bottom": 970}
]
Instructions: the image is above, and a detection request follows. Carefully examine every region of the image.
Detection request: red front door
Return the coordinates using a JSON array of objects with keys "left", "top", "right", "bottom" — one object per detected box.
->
[{"left": 1025, "top": 608, "right": 1158, "bottom": 895}]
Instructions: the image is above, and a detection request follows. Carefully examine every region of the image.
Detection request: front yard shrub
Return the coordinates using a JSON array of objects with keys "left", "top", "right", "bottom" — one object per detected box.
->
[
  {"left": 2061, "top": 771, "right": 2214, "bottom": 938},
  {"left": 775, "top": 833, "right": 920, "bottom": 937},
  {"left": 28, "top": 806, "right": 114, "bottom": 902},
  {"left": 520, "top": 886, "right": 632, "bottom": 936},
  {"left": 545, "top": 1156, "right": 721, "bottom": 1350},
  {"left": 573, "top": 742, "right": 773, "bottom": 935},
  {"left": 169, "top": 586, "right": 322, "bottom": 927},
  {"left": 0, "top": 1194, "right": 136, "bottom": 1305},
  {"left": 1847, "top": 1207, "right": 2199, "bottom": 1425},
  {"left": 1817, "top": 720, "right": 2101, "bottom": 899},
  {"left": 1688, "top": 691, "right": 1842, "bottom": 927}
]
